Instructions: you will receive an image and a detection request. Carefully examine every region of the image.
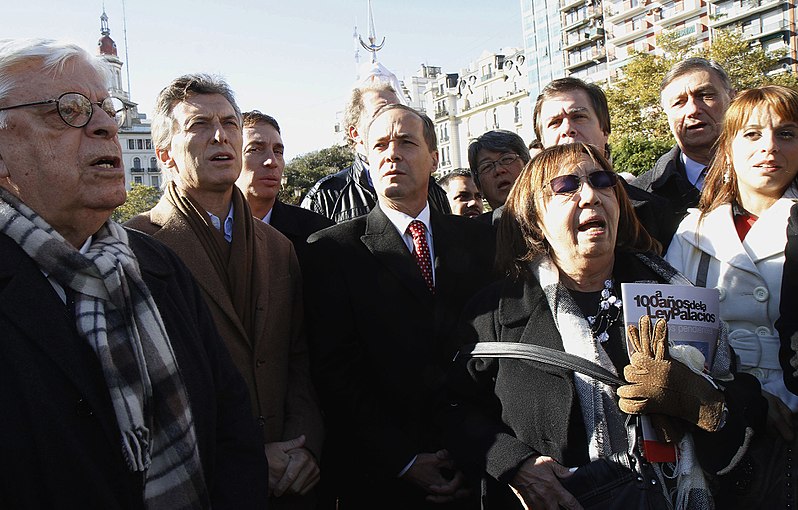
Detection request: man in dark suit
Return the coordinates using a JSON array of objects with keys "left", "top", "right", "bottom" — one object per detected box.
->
[
  {"left": 0, "top": 39, "right": 267, "bottom": 507},
  {"left": 235, "top": 110, "right": 333, "bottom": 261},
  {"left": 634, "top": 58, "right": 734, "bottom": 245},
  {"left": 303, "top": 104, "right": 496, "bottom": 509}
]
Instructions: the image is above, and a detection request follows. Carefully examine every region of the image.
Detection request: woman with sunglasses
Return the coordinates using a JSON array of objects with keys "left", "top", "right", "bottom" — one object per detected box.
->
[
  {"left": 444, "top": 142, "right": 761, "bottom": 509},
  {"left": 666, "top": 85, "right": 798, "bottom": 508}
]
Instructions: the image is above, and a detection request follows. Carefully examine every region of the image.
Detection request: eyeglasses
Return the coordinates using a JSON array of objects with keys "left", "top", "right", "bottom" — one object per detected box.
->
[
  {"left": 477, "top": 153, "right": 521, "bottom": 176},
  {"left": 548, "top": 170, "right": 618, "bottom": 195},
  {"left": 0, "top": 92, "right": 126, "bottom": 128}
]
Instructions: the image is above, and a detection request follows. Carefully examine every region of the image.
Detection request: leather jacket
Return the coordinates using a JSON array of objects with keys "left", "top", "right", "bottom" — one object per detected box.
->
[{"left": 300, "top": 156, "right": 451, "bottom": 223}]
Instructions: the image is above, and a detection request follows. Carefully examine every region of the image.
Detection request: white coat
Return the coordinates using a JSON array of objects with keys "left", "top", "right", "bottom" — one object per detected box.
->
[{"left": 666, "top": 190, "right": 798, "bottom": 411}]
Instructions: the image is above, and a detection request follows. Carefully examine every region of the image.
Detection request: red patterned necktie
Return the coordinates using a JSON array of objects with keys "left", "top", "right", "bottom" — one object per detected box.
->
[{"left": 407, "top": 220, "right": 434, "bottom": 293}]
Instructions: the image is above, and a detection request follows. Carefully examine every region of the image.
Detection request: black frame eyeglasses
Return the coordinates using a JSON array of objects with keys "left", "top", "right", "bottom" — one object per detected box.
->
[
  {"left": 0, "top": 92, "right": 127, "bottom": 128},
  {"left": 548, "top": 170, "right": 618, "bottom": 195},
  {"left": 477, "top": 153, "right": 521, "bottom": 176}
]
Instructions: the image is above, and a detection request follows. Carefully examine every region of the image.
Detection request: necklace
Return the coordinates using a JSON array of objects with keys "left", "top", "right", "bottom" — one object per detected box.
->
[{"left": 586, "top": 279, "right": 623, "bottom": 343}]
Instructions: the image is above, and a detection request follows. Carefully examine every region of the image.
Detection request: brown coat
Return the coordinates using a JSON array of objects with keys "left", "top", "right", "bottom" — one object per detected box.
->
[{"left": 126, "top": 197, "right": 324, "bottom": 459}]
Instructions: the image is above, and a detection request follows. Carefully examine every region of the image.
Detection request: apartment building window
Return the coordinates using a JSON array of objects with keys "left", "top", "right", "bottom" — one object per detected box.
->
[
  {"left": 128, "top": 139, "right": 135, "bottom": 150},
  {"left": 133, "top": 176, "right": 143, "bottom": 184},
  {"left": 132, "top": 157, "right": 142, "bottom": 169},
  {"left": 492, "top": 109, "right": 499, "bottom": 129},
  {"left": 514, "top": 102, "right": 522, "bottom": 124},
  {"left": 145, "top": 139, "right": 152, "bottom": 150},
  {"left": 630, "top": 14, "right": 645, "bottom": 31},
  {"left": 149, "top": 157, "right": 158, "bottom": 171},
  {"left": 150, "top": 175, "right": 161, "bottom": 188}
]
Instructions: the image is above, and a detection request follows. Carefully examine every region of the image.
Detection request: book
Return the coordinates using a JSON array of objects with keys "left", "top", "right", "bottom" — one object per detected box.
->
[{"left": 620, "top": 283, "right": 721, "bottom": 462}]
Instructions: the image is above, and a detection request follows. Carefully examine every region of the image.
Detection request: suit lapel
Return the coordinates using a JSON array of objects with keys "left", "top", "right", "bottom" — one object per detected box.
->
[
  {"left": 148, "top": 198, "right": 250, "bottom": 343},
  {"left": 251, "top": 226, "right": 271, "bottom": 351},
  {"left": 269, "top": 201, "right": 295, "bottom": 237},
  {"left": 361, "top": 206, "right": 433, "bottom": 304},
  {"left": 0, "top": 237, "right": 122, "bottom": 449}
]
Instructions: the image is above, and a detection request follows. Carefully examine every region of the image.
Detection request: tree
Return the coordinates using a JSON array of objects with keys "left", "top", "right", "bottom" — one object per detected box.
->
[
  {"left": 606, "top": 28, "right": 798, "bottom": 175},
  {"left": 280, "top": 144, "right": 355, "bottom": 205},
  {"left": 112, "top": 183, "right": 162, "bottom": 223}
]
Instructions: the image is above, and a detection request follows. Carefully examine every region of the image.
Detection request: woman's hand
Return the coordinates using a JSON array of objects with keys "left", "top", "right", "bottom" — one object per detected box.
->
[
  {"left": 619, "top": 316, "right": 725, "bottom": 432},
  {"left": 763, "top": 390, "right": 795, "bottom": 441},
  {"left": 510, "top": 455, "right": 583, "bottom": 510}
]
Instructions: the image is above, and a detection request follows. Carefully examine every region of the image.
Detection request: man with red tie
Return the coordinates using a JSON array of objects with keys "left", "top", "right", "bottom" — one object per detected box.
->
[{"left": 302, "top": 104, "right": 496, "bottom": 509}]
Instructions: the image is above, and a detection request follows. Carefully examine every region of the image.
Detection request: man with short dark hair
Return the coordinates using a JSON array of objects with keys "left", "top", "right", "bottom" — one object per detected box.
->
[
  {"left": 533, "top": 77, "right": 676, "bottom": 248},
  {"left": 437, "top": 169, "right": 483, "bottom": 218},
  {"left": 634, "top": 58, "right": 734, "bottom": 244},
  {"left": 301, "top": 83, "right": 451, "bottom": 222},
  {"left": 0, "top": 39, "right": 267, "bottom": 508},
  {"left": 303, "top": 104, "right": 495, "bottom": 509},
  {"left": 236, "top": 110, "right": 333, "bottom": 260},
  {"left": 127, "top": 74, "right": 323, "bottom": 508}
]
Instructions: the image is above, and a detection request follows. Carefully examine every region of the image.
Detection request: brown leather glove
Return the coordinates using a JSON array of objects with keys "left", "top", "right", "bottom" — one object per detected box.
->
[{"left": 618, "top": 316, "right": 725, "bottom": 433}]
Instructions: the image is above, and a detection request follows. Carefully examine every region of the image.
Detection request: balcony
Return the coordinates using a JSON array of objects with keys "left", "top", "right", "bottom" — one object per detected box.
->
[
  {"left": 606, "top": 2, "right": 647, "bottom": 23},
  {"left": 709, "top": 0, "right": 783, "bottom": 28},
  {"left": 130, "top": 167, "right": 144, "bottom": 173},
  {"left": 742, "top": 18, "right": 791, "bottom": 40},
  {"left": 434, "top": 109, "right": 449, "bottom": 120},
  {"left": 147, "top": 167, "right": 160, "bottom": 173},
  {"left": 657, "top": 3, "right": 705, "bottom": 28},
  {"left": 561, "top": 0, "right": 587, "bottom": 11},
  {"left": 610, "top": 21, "right": 654, "bottom": 44}
]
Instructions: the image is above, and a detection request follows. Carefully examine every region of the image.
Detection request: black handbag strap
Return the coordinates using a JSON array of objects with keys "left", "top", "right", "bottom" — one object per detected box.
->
[
  {"left": 468, "top": 342, "right": 625, "bottom": 387},
  {"left": 695, "top": 251, "right": 711, "bottom": 288}
]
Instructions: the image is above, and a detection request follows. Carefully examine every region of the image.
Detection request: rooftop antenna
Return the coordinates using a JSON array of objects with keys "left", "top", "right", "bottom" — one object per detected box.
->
[
  {"left": 359, "top": 0, "right": 385, "bottom": 64},
  {"left": 121, "top": 0, "right": 132, "bottom": 96}
]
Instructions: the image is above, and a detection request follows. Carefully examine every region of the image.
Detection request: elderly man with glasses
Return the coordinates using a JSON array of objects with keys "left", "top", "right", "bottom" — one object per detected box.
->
[{"left": 0, "top": 38, "right": 267, "bottom": 508}]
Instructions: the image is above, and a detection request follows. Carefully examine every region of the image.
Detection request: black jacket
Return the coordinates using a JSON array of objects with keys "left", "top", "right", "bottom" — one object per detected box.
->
[
  {"left": 777, "top": 203, "right": 798, "bottom": 395},
  {"left": 633, "top": 145, "right": 702, "bottom": 249},
  {"left": 300, "top": 156, "right": 451, "bottom": 223},
  {"left": 302, "top": 205, "right": 496, "bottom": 509},
  {"left": 269, "top": 199, "right": 334, "bottom": 265},
  {"left": 445, "top": 252, "right": 764, "bottom": 508},
  {"left": 0, "top": 229, "right": 268, "bottom": 509}
]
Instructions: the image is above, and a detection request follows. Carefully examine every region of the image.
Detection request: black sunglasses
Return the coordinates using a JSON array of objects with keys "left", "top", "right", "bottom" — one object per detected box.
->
[{"left": 548, "top": 170, "right": 618, "bottom": 195}]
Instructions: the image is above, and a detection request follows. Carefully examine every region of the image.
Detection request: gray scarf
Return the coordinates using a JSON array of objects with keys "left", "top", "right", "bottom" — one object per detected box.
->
[{"left": 0, "top": 188, "right": 209, "bottom": 509}]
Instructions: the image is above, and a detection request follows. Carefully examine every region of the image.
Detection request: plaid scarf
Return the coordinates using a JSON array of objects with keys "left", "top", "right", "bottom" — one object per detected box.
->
[{"left": 0, "top": 189, "right": 209, "bottom": 509}]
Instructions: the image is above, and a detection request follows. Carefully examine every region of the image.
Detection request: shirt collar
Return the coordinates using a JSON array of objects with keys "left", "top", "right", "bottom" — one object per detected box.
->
[
  {"left": 207, "top": 202, "right": 235, "bottom": 242},
  {"left": 382, "top": 202, "right": 432, "bottom": 237},
  {"left": 681, "top": 152, "right": 706, "bottom": 190},
  {"left": 260, "top": 207, "right": 274, "bottom": 225}
]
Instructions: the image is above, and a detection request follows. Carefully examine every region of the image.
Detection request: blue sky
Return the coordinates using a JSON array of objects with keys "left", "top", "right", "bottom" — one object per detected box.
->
[{"left": 5, "top": 0, "right": 523, "bottom": 158}]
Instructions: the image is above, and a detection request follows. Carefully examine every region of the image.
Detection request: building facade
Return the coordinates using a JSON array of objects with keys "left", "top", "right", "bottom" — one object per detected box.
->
[
  {"left": 522, "top": 0, "right": 796, "bottom": 93},
  {"left": 97, "top": 10, "right": 160, "bottom": 190},
  {"left": 417, "top": 48, "right": 531, "bottom": 176}
]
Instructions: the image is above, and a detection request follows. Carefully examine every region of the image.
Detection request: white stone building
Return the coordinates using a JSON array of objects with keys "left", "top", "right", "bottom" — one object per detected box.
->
[{"left": 97, "top": 10, "right": 160, "bottom": 190}]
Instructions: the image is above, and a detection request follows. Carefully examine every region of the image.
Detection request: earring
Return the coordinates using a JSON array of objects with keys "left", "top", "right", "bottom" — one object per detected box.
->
[{"left": 723, "top": 167, "right": 731, "bottom": 184}]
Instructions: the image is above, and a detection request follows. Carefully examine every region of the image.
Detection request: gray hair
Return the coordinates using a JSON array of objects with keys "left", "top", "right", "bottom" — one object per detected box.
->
[
  {"left": 151, "top": 73, "right": 241, "bottom": 185},
  {"left": 467, "top": 130, "right": 530, "bottom": 190},
  {"left": 660, "top": 58, "right": 733, "bottom": 96},
  {"left": 0, "top": 38, "right": 112, "bottom": 128},
  {"left": 343, "top": 82, "right": 398, "bottom": 148}
]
